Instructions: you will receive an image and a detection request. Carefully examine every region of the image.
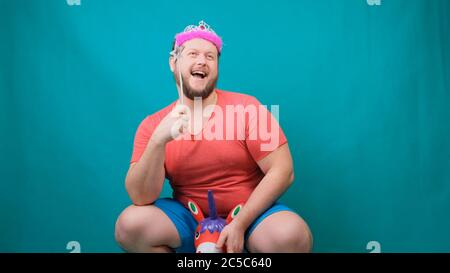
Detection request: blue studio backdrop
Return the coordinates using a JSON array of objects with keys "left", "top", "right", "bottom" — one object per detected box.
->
[{"left": 1, "top": 0, "right": 449, "bottom": 252}]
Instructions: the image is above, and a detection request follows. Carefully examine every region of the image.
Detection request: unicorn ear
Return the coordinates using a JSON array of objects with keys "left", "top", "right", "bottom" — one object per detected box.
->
[
  {"left": 187, "top": 199, "right": 205, "bottom": 223},
  {"left": 226, "top": 203, "right": 244, "bottom": 224}
]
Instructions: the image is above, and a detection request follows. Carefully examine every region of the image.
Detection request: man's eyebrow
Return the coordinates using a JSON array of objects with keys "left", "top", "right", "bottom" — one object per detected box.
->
[
  {"left": 184, "top": 48, "right": 217, "bottom": 57},
  {"left": 185, "top": 48, "right": 216, "bottom": 54}
]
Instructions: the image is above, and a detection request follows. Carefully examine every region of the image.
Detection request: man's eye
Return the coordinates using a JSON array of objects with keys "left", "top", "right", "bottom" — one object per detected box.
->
[
  {"left": 207, "top": 55, "right": 215, "bottom": 60},
  {"left": 189, "top": 52, "right": 198, "bottom": 57}
]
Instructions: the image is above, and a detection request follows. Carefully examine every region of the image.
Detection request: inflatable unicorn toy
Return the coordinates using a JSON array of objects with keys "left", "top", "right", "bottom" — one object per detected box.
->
[{"left": 187, "top": 190, "right": 243, "bottom": 253}]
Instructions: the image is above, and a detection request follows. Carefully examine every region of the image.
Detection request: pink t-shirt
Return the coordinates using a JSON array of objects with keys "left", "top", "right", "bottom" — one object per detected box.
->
[{"left": 130, "top": 89, "right": 287, "bottom": 217}]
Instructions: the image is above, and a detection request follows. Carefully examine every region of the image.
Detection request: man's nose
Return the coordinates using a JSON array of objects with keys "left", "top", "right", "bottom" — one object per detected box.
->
[{"left": 195, "top": 54, "right": 206, "bottom": 65}]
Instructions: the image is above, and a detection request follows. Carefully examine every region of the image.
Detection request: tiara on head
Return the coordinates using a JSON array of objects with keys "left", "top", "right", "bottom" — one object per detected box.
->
[
  {"left": 174, "top": 20, "right": 223, "bottom": 53},
  {"left": 183, "top": 20, "right": 216, "bottom": 34}
]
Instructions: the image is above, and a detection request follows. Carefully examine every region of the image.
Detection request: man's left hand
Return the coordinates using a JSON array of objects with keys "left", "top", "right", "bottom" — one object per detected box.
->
[{"left": 215, "top": 221, "right": 246, "bottom": 253}]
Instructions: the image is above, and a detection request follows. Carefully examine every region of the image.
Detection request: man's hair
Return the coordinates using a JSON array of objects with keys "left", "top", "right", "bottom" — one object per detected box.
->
[{"left": 170, "top": 40, "right": 221, "bottom": 59}]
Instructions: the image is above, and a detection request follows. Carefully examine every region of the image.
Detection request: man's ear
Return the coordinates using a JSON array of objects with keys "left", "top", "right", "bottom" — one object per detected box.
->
[
  {"left": 169, "top": 56, "right": 175, "bottom": 72},
  {"left": 187, "top": 199, "right": 205, "bottom": 223},
  {"left": 226, "top": 203, "right": 244, "bottom": 224}
]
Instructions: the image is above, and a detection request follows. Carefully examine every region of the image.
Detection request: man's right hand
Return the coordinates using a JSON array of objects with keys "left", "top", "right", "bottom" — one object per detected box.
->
[{"left": 151, "top": 104, "right": 190, "bottom": 145}]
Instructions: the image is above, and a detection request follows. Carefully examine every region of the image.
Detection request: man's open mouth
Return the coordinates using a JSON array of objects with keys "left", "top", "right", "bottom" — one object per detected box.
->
[{"left": 191, "top": 70, "right": 208, "bottom": 79}]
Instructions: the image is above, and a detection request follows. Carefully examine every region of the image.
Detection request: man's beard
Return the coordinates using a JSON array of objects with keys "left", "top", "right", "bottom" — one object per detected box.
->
[{"left": 174, "top": 70, "right": 218, "bottom": 100}]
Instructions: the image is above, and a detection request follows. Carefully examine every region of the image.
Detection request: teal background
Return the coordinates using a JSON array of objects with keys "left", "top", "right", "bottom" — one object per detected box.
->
[{"left": 1, "top": 0, "right": 449, "bottom": 252}]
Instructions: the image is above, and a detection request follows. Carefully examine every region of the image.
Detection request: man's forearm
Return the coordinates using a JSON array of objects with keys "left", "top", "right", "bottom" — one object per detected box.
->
[
  {"left": 125, "top": 138, "right": 166, "bottom": 205},
  {"left": 232, "top": 168, "right": 294, "bottom": 230}
]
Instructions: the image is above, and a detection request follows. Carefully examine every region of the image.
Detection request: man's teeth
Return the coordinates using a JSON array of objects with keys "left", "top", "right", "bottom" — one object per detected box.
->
[{"left": 191, "top": 71, "right": 207, "bottom": 78}]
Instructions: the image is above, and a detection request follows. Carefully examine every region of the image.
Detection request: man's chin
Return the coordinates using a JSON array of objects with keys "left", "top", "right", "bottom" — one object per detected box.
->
[
  {"left": 185, "top": 88, "right": 215, "bottom": 100},
  {"left": 189, "top": 85, "right": 208, "bottom": 94}
]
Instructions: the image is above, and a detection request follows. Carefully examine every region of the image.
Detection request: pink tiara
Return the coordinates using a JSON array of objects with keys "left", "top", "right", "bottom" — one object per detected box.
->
[{"left": 175, "top": 20, "right": 223, "bottom": 53}]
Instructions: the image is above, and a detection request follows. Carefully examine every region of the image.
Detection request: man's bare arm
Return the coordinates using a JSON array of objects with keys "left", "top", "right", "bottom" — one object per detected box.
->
[
  {"left": 125, "top": 105, "right": 189, "bottom": 205},
  {"left": 125, "top": 139, "right": 166, "bottom": 206}
]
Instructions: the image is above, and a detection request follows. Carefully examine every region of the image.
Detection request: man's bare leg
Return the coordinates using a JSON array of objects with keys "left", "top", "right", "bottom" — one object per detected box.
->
[{"left": 115, "top": 204, "right": 181, "bottom": 253}]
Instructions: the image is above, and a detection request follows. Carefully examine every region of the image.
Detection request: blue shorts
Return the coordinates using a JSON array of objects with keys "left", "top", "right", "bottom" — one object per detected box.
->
[{"left": 153, "top": 198, "right": 295, "bottom": 253}]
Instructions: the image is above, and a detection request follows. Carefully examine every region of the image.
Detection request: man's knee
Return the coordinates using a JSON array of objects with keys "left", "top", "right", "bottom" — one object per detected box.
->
[
  {"left": 247, "top": 212, "right": 313, "bottom": 253},
  {"left": 279, "top": 219, "right": 313, "bottom": 252},
  {"left": 114, "top": 205, "right": 156, "bottom": 247}
]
